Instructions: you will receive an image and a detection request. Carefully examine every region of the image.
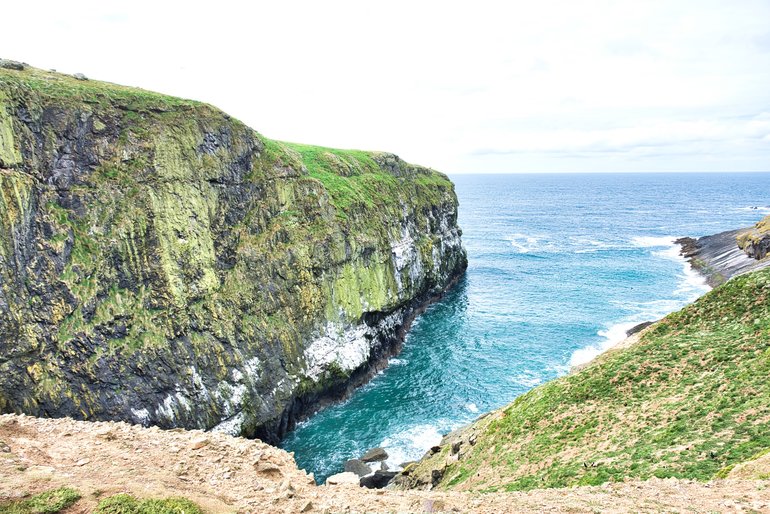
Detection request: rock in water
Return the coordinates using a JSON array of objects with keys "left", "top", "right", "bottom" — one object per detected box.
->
[
  {"left": 360, "top": 470, "right": 398, "bottom": 489},
  {"left": 344, "top": 459, "right": 373, "bottom": 477},
  {"left": 0, "top": 64, "right": 467, "bottom": 442},
  {"left": 626, "top": 321, "right": 654, "bottom": 337},
  {"left": 361, "top": 447, "right": 389, "bottom": 462}
]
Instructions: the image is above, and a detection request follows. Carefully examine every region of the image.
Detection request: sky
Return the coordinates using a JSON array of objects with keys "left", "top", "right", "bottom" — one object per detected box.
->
[{"left": 3, "top": 1, "right": 770, "bottom": 173}]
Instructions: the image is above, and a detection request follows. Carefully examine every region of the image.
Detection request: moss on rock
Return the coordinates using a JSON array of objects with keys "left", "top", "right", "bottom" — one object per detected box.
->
[{"left": 0, "top": 64, "right": 467, "bottom": 441}]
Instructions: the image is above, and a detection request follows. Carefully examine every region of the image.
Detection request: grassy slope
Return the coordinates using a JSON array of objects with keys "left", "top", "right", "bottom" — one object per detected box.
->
[{"left": 429, "top": 267, "right": 770, "bottom": 491}]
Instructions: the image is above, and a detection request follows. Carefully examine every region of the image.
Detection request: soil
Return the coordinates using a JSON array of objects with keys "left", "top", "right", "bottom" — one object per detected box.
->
[{"left": 2, "top": 414, "right": 769, "bottom": 513}]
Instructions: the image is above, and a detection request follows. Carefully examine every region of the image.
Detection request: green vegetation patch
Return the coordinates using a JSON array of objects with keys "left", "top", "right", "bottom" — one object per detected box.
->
[
  {"left": 95, "top": 493, "right": 204, "bottom": 514},
  {"left": 0, "top": 487, "right": 81, "bottom": 514},
  {"left": 0, "top": 66, "right": 203, "bottom": 113},
  {"left": 437, "top": 267, "right": 770, "bottom": 491},
  {"left": 283, "top": 142, "right": 451, "bottom": 214}
]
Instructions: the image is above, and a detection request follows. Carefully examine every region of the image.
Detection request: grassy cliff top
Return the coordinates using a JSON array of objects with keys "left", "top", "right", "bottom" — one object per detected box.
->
[
  {"left": 0, "top": 63, "right": 205, "bottom": 112},
  {"left": 408, "top": 266, "right": 770, "bottom": 491},
  {"left": 0, "top": 63, "right": 453, "bottom": 211}
]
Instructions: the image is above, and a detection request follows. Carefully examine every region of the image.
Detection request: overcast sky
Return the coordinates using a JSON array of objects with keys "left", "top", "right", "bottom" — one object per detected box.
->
[{"left": 4, "top": 1, "right": 770, "bottom": 173}]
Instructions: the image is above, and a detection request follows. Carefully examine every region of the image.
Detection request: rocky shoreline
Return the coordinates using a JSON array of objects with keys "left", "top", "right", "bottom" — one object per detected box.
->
[
  {"left": 676, "top": 215, "right": 770, "bottom": 287},
  {"left": 259, "top": 269, "right": 467, "bottom": 444}
]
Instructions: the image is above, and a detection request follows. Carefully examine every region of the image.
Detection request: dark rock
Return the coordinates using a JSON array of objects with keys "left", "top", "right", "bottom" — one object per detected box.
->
[
  {"left": 0, "top": 59, "right": 25, "bottom": 70},
  {"left": 431, "top": 468, "right": 444, "bottom": 486},
  {"left": 429, "top": 445, "right": 441, "bottom": 455},
  {"left": 451, "top": 441, "right": 461, "bottom": 455},
  {"left": 359, "top": 470, "right": 398, "bottom": 489},
  {"left": 361, "top": 447, "right": 388, "bottom": 462},
  {"left": 0, "top": 66, "right": 468, "bottom": 448},
  {"left": 626, "top": 321, "right": 654, "bottom": 337},
  {"left": 676, "top": 227, "right": 770, "bottom": 287},
  {"left": 343, "top": 458, "right": 372, "bottom": 477},
  {"left": 380, "top": 461, "right": 389, "bottom": 471}
]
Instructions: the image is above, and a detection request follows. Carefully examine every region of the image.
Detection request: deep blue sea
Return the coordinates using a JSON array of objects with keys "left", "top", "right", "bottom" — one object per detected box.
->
[{"left": 281, "top": 172, "right": 770, "bottom": 482}]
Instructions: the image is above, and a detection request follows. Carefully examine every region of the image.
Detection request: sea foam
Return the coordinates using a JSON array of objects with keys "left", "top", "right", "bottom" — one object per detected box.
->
[{"left": 568, "top": 234, "right": 710, "bottom": 368}]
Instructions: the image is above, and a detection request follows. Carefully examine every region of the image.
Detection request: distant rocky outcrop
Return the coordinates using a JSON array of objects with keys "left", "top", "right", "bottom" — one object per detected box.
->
[{"left": 676, "top": 215, "right": 770, "bottom": 286}]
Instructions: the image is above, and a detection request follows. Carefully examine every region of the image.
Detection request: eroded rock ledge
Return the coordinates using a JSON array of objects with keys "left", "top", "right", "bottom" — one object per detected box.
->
[
  {"left": 676, "top": 214, "right": 770, "bottom": 286},
  {"left": 0, "top": 65, "right": 467, "bottom": 442}
]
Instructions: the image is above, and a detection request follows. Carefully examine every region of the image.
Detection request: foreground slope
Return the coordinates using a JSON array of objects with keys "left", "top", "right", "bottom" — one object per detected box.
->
[
  {"left": 0, "top": 63, "right": 466, "bottom": 442},
  {"left": 2, "top": 414, "right": 769, "bottom": 514},
  {"left": 401, "top": 266, "right": 770, "bottom": 491}
]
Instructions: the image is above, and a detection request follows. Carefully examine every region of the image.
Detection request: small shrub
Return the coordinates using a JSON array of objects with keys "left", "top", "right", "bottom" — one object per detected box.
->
[
  {"left": 0, "top": 487, "right": 80, "bottom": 514},
  {"left": 95, "top": 493, "right": 204, "bottom": 514}
]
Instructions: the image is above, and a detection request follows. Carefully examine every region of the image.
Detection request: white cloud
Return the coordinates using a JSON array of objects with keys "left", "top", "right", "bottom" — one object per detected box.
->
[{"left": 2, "top": 0, "right": 769, "bottom": 173}]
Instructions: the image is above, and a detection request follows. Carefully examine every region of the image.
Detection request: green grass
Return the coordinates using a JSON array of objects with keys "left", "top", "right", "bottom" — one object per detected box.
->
[
  {"left": 282, "top": 141, "right": 451, "bottom": 215},
  {"left": 0, "top": 487, "right": 80, "bottom": 514},
  {"left": 94, "top": 494, "right": 204, "bottom": 514},
  {"left": 0, "top": 66, "right": 203, "bottom": 113},
  {"left": 430, "top": 267, "right": 770, "bottom": 491}
]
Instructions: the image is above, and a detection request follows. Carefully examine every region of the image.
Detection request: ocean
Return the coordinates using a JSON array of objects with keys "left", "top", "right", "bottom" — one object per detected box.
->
[{"left": 280, "top": 172, "right": 770, "bottom": 482}]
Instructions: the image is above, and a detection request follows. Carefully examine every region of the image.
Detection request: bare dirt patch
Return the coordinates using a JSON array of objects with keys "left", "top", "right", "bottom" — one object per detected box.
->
[{"left": 2, "top": 414, "right": 769, "bottom": 513}]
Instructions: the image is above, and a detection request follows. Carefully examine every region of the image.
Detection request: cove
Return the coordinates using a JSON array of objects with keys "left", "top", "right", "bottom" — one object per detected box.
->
[{"left": 281, "top": 172, "right": 770, "bottom": 482}]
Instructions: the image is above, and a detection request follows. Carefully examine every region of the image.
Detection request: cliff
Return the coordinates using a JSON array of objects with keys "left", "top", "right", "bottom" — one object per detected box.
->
[
  {"left": 677, "top": 215, "right": 770, "bottom": 286},
  {"left": 398, "top": 265, "right": 770, "bottom": 491},
  {"left": 0, "top": 63, "right": 467, "bottom": 442}
]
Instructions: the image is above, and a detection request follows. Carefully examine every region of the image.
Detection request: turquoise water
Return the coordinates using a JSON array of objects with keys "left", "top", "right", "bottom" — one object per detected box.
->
[{"left": 281, "top": 172, "right": 770, "bottom": 482}]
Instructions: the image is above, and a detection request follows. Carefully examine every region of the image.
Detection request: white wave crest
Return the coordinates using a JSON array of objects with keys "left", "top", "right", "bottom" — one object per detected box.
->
[
  {"left": 507, "top": 233, "right": 542, "bottom": 253},
  {"left": 630, "top": 235, "right": 678, "bottom": 248},
  {"left": 379, "top": 424, "right": 444, "bottom": 469},
  {"left": 569, "top": 235, "right": 710, "bottom": 369},
  {"left": 568, "top": 321, "right": 640, "bottom": 368}
]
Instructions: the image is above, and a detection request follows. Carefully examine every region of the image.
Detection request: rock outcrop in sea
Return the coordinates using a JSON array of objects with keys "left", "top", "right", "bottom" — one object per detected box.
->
[
  {"left": 0, "top": 64, "right": 467, "bottom": 442},
  {"left": 676, "top": 214, "right": 770, "bottom": 286}
]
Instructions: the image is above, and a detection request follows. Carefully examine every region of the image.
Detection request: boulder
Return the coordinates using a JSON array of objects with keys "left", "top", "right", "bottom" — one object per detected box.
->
[
  {"left": 0, "top": 59, "right": 25, "bottom": 70},
  {"left": 359, "top": 470, "right": 398, "bottom": 489},
  {"left": 626, "top": 321, "right": 654, "bottom": 336},
  {"left": 361, "top": 447, "right": 388, "bottom": 462},
  {"left": 325, "top": 471, "right": 360, "bottom": 486},
  {"left": 73, "top": 73, "right": 88, "bottom": 81},
  {"left": 344, "top": 458, "right": 372, "bottom": 477}
]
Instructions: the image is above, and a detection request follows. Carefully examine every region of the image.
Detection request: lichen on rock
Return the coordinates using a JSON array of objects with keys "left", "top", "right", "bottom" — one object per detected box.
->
[{"left": 0, "top": 64, "right": 467, "bottom": 442}]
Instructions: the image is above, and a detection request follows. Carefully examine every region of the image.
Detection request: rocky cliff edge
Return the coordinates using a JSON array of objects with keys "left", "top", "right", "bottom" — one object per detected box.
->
[{"left": 0, "top": 63, "right": 467, "bottom": 442}]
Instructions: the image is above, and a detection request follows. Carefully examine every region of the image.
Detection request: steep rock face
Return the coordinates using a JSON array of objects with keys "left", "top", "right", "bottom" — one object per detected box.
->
[
  {"left": 677, "top": 216, "right": 770, "bottom": 287},
  {"left": 737, "top": 215, "right": 770, "bottom": 261},
  {"left": 0, "top": 66, "right": 467, "bottom": 442}
]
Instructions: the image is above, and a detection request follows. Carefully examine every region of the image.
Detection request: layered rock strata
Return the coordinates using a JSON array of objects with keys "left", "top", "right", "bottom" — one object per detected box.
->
[{"left": 677, "top": 215, "right": 770, "bottom": 286}]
